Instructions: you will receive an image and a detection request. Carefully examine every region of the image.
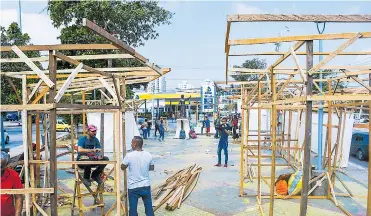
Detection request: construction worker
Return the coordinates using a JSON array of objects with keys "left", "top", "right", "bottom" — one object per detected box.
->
[
  {"left": 77, "top": 124, "right": 109, "bottom": 186},
  {"left": 215, "top": 118, "right": 231, "bottom": 168},
  {"left": 121, "top": 136, "right": 154, "bottom": 216},
  {"left": 0, "top": 151, "right": 23, "bottom": 216}
]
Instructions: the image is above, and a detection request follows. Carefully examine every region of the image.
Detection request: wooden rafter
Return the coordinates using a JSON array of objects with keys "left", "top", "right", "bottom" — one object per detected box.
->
[{"left": 227, "top": 14, "right": 371, "bottom": 22}]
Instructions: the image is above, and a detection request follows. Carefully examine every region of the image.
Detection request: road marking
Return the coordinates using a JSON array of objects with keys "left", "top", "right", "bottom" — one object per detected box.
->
[{"left": 348, "top": 161, "right": 367, "bottom": 170}]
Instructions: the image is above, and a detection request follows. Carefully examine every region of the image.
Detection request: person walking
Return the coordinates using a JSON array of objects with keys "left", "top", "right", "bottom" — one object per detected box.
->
[
  {"left": 141, "top": 120, "right": 148, "bottom": 139},
  {"left": 172, "top": 113, "right": 175, "bottom": 123},
  {"left": 146, "top": 119, "right": 152, "bottom": 138},
  {"left": 214, "top": 116, "right": 221, "bottom": 139},
  {"left": 121, "top": 136, "right": 154, "bottom": 216},
  {"left": 77, "top": 124, "right": 109, "bottom": 186},
  {"left": 205, "top": 116, "right": 211, "bottom": 136},
  {"left": 154, "top": 119, "right": 160, "bottom": 137},
  {"left": 215, "top": 118, "right": 231, "bottom": 168},
  {"left": 1, "top": 151, "right": 23, "bottom": 216},
  {"left": 201, "top": 116, "right": 206, "bottom": 135},
  {"left": 232, "top": 115, "right": 239, "bottom": 142},
  {"left": 158, "top": 119, "right": 165, "bottom": 142}
]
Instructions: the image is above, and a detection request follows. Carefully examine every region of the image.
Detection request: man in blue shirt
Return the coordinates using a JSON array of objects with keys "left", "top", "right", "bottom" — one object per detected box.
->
[
  {"left": 205, "top": 116, "right": 211, "bottom": 136},
  {"left": 215, "top": 118, "right": 231, "bottom": 168},
  {"left": 77, "top": 124, "right": 109, "bottom": 186}
]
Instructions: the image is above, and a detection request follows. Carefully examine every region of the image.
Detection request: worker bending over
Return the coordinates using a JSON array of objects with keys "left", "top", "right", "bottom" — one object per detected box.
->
[
  {"left": 77, "top": 124, "right": 109, "bottom": 186},
  {"left": 121, "top": 136, "right": 154, "bottom": 216}
]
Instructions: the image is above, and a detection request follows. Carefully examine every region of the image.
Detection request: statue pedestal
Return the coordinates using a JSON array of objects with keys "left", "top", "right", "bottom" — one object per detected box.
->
[{"left": 174, "top": 118, "right": 190, "bottom": 139}]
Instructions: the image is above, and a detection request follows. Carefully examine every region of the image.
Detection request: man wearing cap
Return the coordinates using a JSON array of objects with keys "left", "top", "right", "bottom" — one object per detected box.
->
[
  {"left": 1, "top": 151, "right": 23, "bottom": 216},
  {"left": 77, "top": 124, "right": 109, "bottom": 186}
]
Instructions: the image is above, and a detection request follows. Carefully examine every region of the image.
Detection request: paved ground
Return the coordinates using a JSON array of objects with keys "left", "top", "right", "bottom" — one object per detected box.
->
[{"left": 48, "top": 131, "right": 368, "bottom": 216}]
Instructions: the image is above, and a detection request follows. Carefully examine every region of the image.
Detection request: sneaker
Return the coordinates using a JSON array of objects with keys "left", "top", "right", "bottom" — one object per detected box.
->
[
  {"left": 214, "top": 164, "right": 221, "bottom": 167},
  {"left": 82, "top": 178, "right": 91, "bottom": 187},
  {"left": 224, "top": 164, "right": 228, "bottom": 168},
  {"left": 92, "top": 176, "right": 103, "bottom": 185}
]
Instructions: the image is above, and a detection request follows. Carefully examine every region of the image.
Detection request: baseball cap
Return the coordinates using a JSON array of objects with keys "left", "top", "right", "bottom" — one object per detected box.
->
[{"left": 87, "top": 124, "right": 98, "bottom": 132}]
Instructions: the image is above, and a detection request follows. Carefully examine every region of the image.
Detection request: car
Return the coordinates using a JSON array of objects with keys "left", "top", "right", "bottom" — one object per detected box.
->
[
  {"left": 56, "top": 119, "right": 71, "bottom": 132},
  {"left": 1, "top": 130, "right": 10, "bottom": 144},
  {"left": 7, "top": 112, "right": 19, "bottom": 121},
  {"left": 350, "top": 132, "right": 369, "bottom": 161}
]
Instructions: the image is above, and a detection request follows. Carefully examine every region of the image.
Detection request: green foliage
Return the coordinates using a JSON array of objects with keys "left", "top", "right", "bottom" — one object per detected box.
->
[
  {"left": 231, "top": 58, "right": 267, "bottom": 82},
  {"left": 47, "top": 0, "right": 173, "bottom": 96},
  {"left": 311, "top": 69, "right": 345, "bottom": 93},
  {"left": 0, "top": 22, "right": 41, "bottom": 105}
]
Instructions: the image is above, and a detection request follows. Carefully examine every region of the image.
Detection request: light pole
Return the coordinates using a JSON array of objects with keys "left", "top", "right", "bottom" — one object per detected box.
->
[{"left": 316, "top": 22, "right": 326, "bottom": 170}]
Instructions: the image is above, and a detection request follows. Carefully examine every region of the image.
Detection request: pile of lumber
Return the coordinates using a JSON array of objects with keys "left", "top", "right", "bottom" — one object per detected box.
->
[{"left": 152, "top": 164, "right": 201, "bottom": 211}]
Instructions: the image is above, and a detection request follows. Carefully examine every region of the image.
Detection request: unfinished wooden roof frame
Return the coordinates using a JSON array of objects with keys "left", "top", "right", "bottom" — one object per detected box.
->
[
  {"left": 0, "top": 18, "right": 171, "bottom": 216},
  {"left": 224, "top": 14, "right": 371, "bottom": 216}
]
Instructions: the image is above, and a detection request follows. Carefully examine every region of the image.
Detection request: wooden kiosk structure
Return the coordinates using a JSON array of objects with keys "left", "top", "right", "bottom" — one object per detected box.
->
[
  {"left": 224, "top": 14, "right": 371, "bottom": 216},
  {"left": 0, "top": 18, "right": 170, "bottom": 215}
]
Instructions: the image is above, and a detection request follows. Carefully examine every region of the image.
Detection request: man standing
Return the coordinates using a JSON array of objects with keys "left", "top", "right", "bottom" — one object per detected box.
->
[
  {"left": 215, "top": 118, "right": 231, "bottom": 168},
  {"left": 154, "top": 119, "right": 160, "bottom": 137},
  {"left": 77, "top": 124, "right": 109, "bottom": 186},
  {"left": 205, "top": 116, "right": 211, "bottom": 136},
  {"left": 158, "top": 119, "right": 165, "bottom": 142},
  {"left": 214, "top": 115, "right": 220, "bottom": 139},
  {"left": 141, "top": 120, "right": 148, "bottom": 139},
  {"left": 201, "top": 116, "right": 206, "bottom": 135},
  {"left": 146, "top": 119, "right": 152, "bottom": 138},
  {"left": 0, "top": 151, "right": 23, "bottom": 216},
  {"left": 121, "top": 136, "right": 154, "bottom": 216}
]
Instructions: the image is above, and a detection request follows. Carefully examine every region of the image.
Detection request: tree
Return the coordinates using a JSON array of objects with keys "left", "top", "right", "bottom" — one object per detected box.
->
[
  {"left": 47, "top": 1, "right": 174, "bottom": 97},
  {"left": 0, "top": 23, "right": 41, "bottom": 105},
  {"left": 231, "top": 58, "right": 267, "bottom": 82}
]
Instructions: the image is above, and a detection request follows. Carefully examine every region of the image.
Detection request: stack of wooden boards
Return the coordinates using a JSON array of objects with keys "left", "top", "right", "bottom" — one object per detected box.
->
[{"left": 152, "top": 164, "right": 202, "bottom": 211}]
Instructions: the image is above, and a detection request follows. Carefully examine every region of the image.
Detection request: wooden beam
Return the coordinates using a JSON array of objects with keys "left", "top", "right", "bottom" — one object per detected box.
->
[
  {"left": 0, "top": 188, "right": 54, "bottom": 194},
  {"left": 227, "top": 14, "right": 371, "bottom": 22},
  {"left": 0, "top": 104, "right": 55, "bottom": 111},
  {"left": 229, "top": 32, "right": 371, "bottom": 45},
  {"left": 27, "top": 79, "right": 43, "bottom": 103},
  {"left": 307, "top": 32, "right": 363, "bottom": 75},
  {"left": 0, "top": 44, "right": 118, "bottom": 52},
  {"left": 276, "top": 75, "right": 295, "bottom": 99},
  {"left": 307, "top": 95, "right": 371, "bottom": 101},
  {"left": 11, "top": 45, "right": 55, "bottom": 88},
  {"left": 349, "top": 76, "right": 371, "bottom": 92},
  {"left": 229, "top": 51, "right": 371, "bottom": 56},
  {"left": 271, "top": 41, "right": 306, "bottom": 68},
  {"left": 54, "top": 63, "right": 84, "bottom": 103},
  {"left": 5, "top": 77, "right": 22, "bottom": 104},
  {"left": 290, "top": 47, "right": 306, "bottom": 81},
  {"left": 0, "top": 53, "right": 133, "bottom": 63},
  {"left": 300, "top": 40, "right": 313, "bottom": 216},
  {"left": 31, "top": 87, "right": 49, "bottom": 104}
]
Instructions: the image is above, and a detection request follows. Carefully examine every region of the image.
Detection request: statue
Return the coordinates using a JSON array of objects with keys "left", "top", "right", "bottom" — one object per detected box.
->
[{"left": 178, "top": 94, "right": 191, "bottom": 118}]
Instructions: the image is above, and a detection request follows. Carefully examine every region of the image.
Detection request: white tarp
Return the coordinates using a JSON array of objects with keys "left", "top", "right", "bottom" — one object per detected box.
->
[
  {"left": 87, "top": 111, "right": 140, "bottom": 152},
  {"left": 247, "top": 108, "right": 353, "bottom": 168}
]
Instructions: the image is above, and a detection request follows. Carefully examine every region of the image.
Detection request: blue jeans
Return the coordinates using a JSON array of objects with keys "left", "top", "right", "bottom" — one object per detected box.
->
[
  {"left": 128, "top": 186, "right": 154, "bottom": 216},
  {"left": 159, "top": 130, "right": 164, "bottom": 141},
  {"left": 142, "top": 129, "right": 147, "bottom": 139},
  {"left": 147, "top": 128, "right": 151, "bottom": 137},
  {"left": 217, "top": 140, "right": 228, "bottom": 165}
]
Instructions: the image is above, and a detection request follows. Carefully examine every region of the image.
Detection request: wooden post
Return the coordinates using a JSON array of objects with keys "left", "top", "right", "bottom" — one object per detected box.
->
[
  {"left": 48, "top": 50, "right": 58, "bottom": 216},
  {"left": 35, "top": 113, "right": 40, "bottom": 188},
  {"left": 367, "top": 73, "right": 371, "bottom": 216},
  {"left": 269, "top": 67, "right": 277, "bottom": 216},
  {"left": 257, "top": 82, "right": 262, "bottom": 203},
  {"left": 245, "top": 101, "right": 250, "bottom": 181},
  {"left": 239, "top": 84, "right": 245, "bottom": 196},
  {"left": 22, "top": 75, "right": 31, "bottom": 216},
  {"left": 332, "top": 109, "right": 343, "bottom": 183},
  {"left": 28, "top": 114, "right": 37, "bottom": 216},
  {"left": 71, "top": 113, "right": 75, "bottom": 169},
  {"left": 121, "top": 78, "right": 129, "bottom": 215},
  {"left": 300, "top": 40, "right": 313, "bottom": 216},
  {"left": 115, "top": 110, "right": 121, "bottom": 216},
  {"left": 82, "top": 91, "right": 86, "bottom": 136},
  {"left": 288, "top": 111, "right": 292, "bottom": 166},
  {"left": 327, "top": 80, "right": 333, "bottom": 199}
]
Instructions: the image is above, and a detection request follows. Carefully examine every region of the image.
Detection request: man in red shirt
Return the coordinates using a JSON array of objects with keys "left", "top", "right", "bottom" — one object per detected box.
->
[{"left": 1, "top": 151, "right": 23, "bottom": 216}]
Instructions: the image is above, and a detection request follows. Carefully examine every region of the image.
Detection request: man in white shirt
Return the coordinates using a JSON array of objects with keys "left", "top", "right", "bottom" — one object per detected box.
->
[{"left": 121, "top": 136, "right": 154, "bottom": 216}]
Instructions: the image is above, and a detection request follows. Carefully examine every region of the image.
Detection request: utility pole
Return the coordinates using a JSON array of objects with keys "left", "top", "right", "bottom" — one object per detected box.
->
[
  {"left": 18, "top": 0, "right": 22, "bottom": 32},
  {"left": 316, "top": 22, "right": 326, "bottom": 170}
]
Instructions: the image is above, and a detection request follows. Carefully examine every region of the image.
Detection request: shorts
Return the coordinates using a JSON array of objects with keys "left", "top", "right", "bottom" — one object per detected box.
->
[{"left": 206, "top": 127, "right": 210, "bottom": 133}]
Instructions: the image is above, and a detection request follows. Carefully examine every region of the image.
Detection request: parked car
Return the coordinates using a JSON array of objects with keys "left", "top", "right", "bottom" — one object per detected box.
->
[
  {"left": 1, "top": 130, "right": 10, "bottom": 144},
  {"left": 7, "top": 112, "right": 19, "bottom": 121},
  {"left": 350, "top": 132, "right": 369, "bottom": 160},
  {"left": 56, "top": 119, "right": 71, "bottom": 132}
]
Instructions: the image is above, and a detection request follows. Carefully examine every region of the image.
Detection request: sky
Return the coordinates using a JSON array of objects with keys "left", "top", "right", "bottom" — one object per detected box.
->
[{"left": 1, "top": 1, "right": 370, "bottom": 89}]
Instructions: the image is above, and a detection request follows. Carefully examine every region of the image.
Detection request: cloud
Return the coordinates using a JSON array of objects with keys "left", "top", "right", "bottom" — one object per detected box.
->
[
  {"left": 1, "top": 9, "right": 60, "bottom": 45},
  {"left": 232, "top": 3, "right": 265, "bottom": 14}
]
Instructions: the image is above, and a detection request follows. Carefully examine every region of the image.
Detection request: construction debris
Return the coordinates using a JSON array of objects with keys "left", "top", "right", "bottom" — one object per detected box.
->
[{"left": 152, "top": 164, "right": 201, "bottom": 211}]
